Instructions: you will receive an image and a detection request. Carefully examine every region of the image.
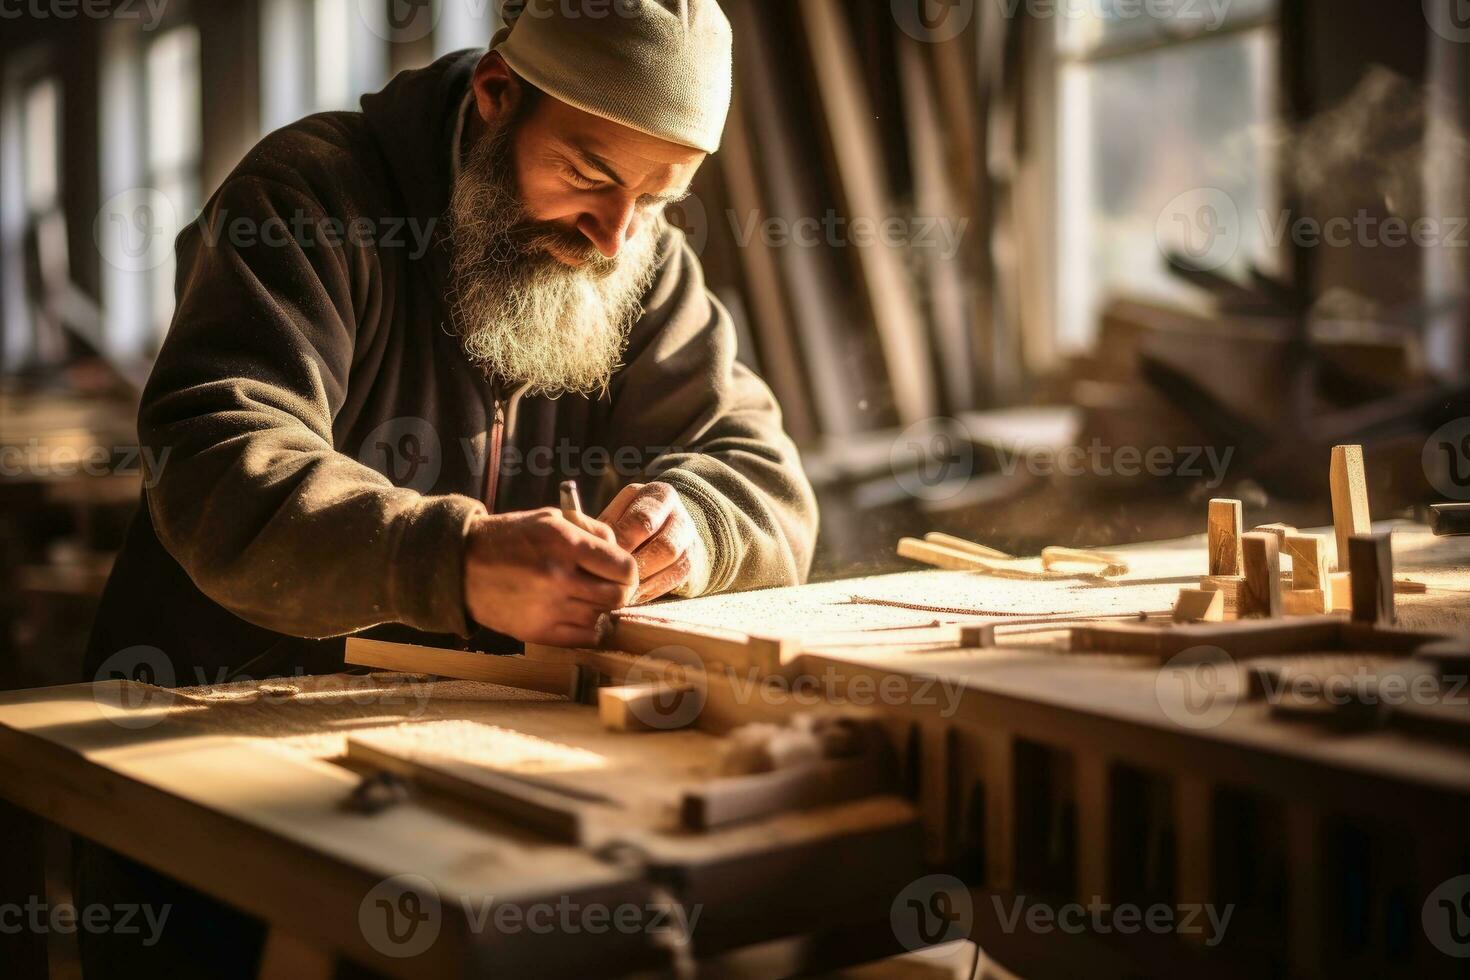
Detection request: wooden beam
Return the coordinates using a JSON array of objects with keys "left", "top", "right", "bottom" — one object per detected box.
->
[
  {"left": 343, "top": 639, "right": 577, "bottom": 697},
  {"left": 1173, "top": 776, "right": 1214, "bottom": 945},
  {"left": 1283, "top": 533, "right": 1326, "bottom": 591},
  {"left": 604, "top": 616, "right": 795, "bottom": 674},
  {"left": 1173, "top": 589, "right": 1224, "bottom": 624},
  {"left": 1207, "top": 498, "right": 1243, "bottom": 576},
  {"left": 680, "top": 757, "right": 890, "bottom": 831},
  {"left": 1348, "top": 532, "right": 1395, "bottom": 626},
  {"left": 799, "top": 0, "right": 936, "bottom": 426},
  {"left": 1330, "top": 445, "right": 1371, "bottom": 570},
  {"left": 1239, "top": 532, "right": 1282, "bottom": 619},
  {"left": 1073, "top": 750, "right": 1111, "bottom": 902},
  {"left": 597, "top": 683, "right": 698, "bottom": 733}
]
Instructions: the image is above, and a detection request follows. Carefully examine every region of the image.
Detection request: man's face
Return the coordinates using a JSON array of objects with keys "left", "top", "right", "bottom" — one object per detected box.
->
[{"left": 446, "top": 58, "right": 705, "bottom": 399}]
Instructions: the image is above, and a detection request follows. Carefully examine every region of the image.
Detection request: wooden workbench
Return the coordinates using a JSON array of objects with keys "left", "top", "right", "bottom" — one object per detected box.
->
[{"left": 2, "top": 522, "right": 1467, "bottom": 978}]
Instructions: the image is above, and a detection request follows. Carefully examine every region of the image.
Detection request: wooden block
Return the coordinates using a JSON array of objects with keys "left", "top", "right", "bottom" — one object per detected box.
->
[
  {"left": 1239, "top": 532, "right": 1282, "bottom": 619},
  {"left": 597, "top": 683, "right": 697, "bottom": 732},
  {"left": 1283, "top": 534, "right": 1326, "bottom": 591},
  {"left": 679, "top": 757, "right": 890, "bottom": 831},
  {"left": 1040, "top": 546, "right": 1129, "bottom": 577},
  {"left": 604, "top": 616, "right": 795, "bottom": 674},
  {"left": 1173, "top": 589, "right": 1224, "bottom": 623},
  {"left": 1070, "top": 617, "right": 1342, "bottom": 659},
  {"left": 1393, "top": 579, "right": 1428, "bottom": 595},
  {"left": 1328, "top": 571, "right": 1351, "bottom": 612},
  {"left": 898, "top": 538, "right": 1061, "bottom": 581},
  {"left": 1250, "top": 522, "right": 1297, "bottom": 543},
  {"left": 1348, "top": 532, "right": 1395, "bottom": 626},
  {"left": 1330, "top": 445, "right": 1371, "bottom": 570},
  {"left": 1207, "top": 498, "right": 1244, "bottom": 576},
  {"left": 344, "top": 639, "right": 577, "bottom": 697},
  {"left": 1430, "top": 502, "right": 1470, "bottom": 536},
  {"left": 1282, "top": 589, "right": 1326, "bottom": 616},
  {"left": 345, "top": 738, "right": 592, "bottom": 844}
]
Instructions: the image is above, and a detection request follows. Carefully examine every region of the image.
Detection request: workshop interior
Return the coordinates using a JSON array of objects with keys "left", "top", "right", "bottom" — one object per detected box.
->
[{"left": 2, "top": 0, "right": 1469, "bottom": 977}]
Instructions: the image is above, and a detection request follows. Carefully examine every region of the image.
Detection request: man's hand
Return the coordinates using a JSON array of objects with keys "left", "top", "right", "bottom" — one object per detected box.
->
[
  {"left": 463, "top": 509, "right": 638, "bottom": 647},
  {"left": 598, "top": 482, "right": 704, "bottom": 605}
]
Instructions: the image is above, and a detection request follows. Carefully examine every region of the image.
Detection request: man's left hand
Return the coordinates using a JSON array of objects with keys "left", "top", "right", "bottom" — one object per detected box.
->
[{"left": 598, "top": 482, "right": 704, "bottom": 605}]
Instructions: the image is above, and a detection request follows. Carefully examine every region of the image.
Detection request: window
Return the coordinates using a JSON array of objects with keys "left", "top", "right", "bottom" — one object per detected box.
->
[
  {"left": 0, "top": 70, "right": 63, "bottom": 368},
  {"left": 98, "top": 22, "right": 202, "bottom": 356},
  {"left": 1054, "top": 4, "right": 1279, "bottom": 352},
  {"left": 261, "top": 0, "right": 389, "bottom": 131},
  {"left": 435, "top": 0, "right": 501, "bottom": 58}
]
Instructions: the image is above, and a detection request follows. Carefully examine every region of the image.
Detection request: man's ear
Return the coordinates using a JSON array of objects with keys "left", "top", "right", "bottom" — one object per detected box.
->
[{"left": 471, "top": 51, "right": 523, "bottom": 127}]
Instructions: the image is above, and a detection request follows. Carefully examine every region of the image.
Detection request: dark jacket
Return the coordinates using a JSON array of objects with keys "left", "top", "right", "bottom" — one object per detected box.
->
[{"left": 86, "top": 51, "right": 817, "bottom": 685}]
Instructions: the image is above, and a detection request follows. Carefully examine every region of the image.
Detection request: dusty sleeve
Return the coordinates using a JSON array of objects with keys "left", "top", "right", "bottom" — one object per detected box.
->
[
  {"left": 604, "top": 234, "right": 819, "bottom": 597},
  {"left": 138, "top": 176, "right": 485, "bottom": 638}
]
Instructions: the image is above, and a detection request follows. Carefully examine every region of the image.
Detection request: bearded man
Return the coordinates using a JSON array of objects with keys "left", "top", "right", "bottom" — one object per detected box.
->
[{"left": 86, "top": 0, "right": 817, "bottom": 689}]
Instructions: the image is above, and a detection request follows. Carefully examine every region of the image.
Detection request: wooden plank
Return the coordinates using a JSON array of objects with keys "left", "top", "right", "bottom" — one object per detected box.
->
[
  {"left": 1330, "top": 445, "right": 1371, "bottom": 570},
  {"left": 1173, "top": 776, "right": 1214, "bottom": 946},
  {"left": 1173, "top": 589, "right": 1224, "bottom": 624},
  {"left": 1284, "top": 533, "right": 1326, "bottom": 591},
  {"left": 1207, "top": 498, "right": 1243, "bottom": 576},
  {"left": 1071, "top": 617, "right": 1343, "bottom": 658},
  {"left": 344, "top": 639, "right": 577, "bottom": 697},
  {"left": 1328, "top": 571, "right": 1352, "bottom": 612},
  {"left": 983, "top": 733, "right": 1016, "bottom": 892},
  {"left": 1282, "top": 589, "right": 1326, "bottom": 616},
  {"left": 679, "top": 757, "right": 891, "bottom": 831},
  {"left": 597, "top": 683, "right": 698, "bottom": 733},
  {"left": 604, "top": 616, "right": 795, "bottom": 674},
  {"left": 1074, "top": 750, "right": 1111, "bottom": 901},
  {"left": 345, "top": 737, "right": 592, "bottom": 845},
  {"left": 923, "top": 532, "right": 1013, "bottom": 561},
  {"left": 799, "top": 0, "right": 936, "bottom": 426},
  {"left": 1348, "top": 532, "right": 1395, "bottom": 626},
  {"left": 1239, "top": 532, "right": 1283, "bottom": 619}
]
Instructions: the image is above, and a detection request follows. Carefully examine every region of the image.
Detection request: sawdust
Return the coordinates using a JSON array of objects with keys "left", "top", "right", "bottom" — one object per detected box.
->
[{"left": 350, "top": 719, "right": 608, "bottom": 774}]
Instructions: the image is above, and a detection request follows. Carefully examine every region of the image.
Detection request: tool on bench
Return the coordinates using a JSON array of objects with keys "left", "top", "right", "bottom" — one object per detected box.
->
[{"left": 1431, "top": 503, "right": 1470, "bottom": 537}]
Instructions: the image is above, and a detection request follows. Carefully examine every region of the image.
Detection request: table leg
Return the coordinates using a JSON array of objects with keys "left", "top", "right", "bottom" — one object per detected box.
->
[{"left": 0, "top": 800, "right": 48, "bottom": 979}]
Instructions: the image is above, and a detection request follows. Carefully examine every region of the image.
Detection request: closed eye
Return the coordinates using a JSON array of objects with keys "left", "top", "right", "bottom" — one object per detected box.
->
[{"left": 562, "top": 166, "right": 605, "bottom": 190}]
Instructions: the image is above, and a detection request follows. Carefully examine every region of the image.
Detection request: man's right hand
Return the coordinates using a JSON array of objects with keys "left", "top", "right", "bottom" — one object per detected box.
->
[{"left": 463, "top": 508, "right": 639, "bottom": 648}]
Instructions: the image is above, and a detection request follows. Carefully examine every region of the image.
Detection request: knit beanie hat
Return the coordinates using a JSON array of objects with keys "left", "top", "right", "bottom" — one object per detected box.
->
[{"left": 491, "top": 0, "right": 733, "bottom": 153}]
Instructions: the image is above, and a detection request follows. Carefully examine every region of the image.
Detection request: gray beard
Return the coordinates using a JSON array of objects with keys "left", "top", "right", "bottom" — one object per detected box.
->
[{"left": 446, "top": 118, "right": 661, "bottom": 399}]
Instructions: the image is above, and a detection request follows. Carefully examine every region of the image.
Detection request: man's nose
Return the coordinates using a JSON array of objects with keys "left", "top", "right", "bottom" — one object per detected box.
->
[{"left": 579, "top": 199, "right": 641, "bottom": 259}]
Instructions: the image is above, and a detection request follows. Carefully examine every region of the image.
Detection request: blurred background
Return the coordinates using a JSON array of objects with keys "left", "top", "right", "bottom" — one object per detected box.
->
[{"left": 1, "top": 0, "right": 1468, "bottom": 691}]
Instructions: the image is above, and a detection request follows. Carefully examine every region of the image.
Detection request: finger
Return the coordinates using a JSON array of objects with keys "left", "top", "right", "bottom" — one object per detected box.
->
[
  {"left": 632, "top": 552, "right": 694, "bottom": 605},
  {"left": 596, "top": 483, "right": 644, "bottom": 526},
  {"left": 609, "top": 485, "right": 677, "bottom": 554},
  {"left": 561, "top": 527, "right": 639, "bottom": 585},
  {"left": 536, "top": 623, "right": 603, "bottom": 649},
  {"left": 565, "top": 510, "right": 617, "bottom": 546},
  {"left": 557, "top": 570, "right": 632, "bottom": 610},
  {"left": 632, "top": 510, "right": 696, "bottom": 580},
  {"left": 551, "top": 597, "right": 608, "bottom": 629}
]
